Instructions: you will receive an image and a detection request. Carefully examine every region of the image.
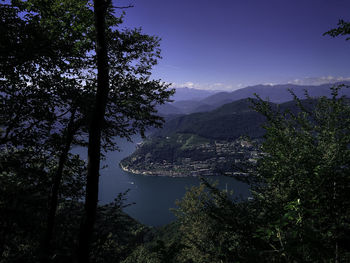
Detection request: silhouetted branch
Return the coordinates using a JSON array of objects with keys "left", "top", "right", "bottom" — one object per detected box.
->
[{"left": 113, "top": 5, "right": 134, "bottom": 9}]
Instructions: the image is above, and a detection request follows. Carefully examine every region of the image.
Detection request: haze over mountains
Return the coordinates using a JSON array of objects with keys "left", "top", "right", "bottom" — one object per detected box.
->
[
  {"left": 169, "top": 87, "right": 219, "bottom": 101},
  {"left": 158, "top": 82, "right": 350, "bottom": 116}
]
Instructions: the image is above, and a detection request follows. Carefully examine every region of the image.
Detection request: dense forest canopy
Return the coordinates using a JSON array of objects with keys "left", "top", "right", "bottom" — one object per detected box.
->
[{"left": 1, "top": 0, "right": 173, "bottom": 262}]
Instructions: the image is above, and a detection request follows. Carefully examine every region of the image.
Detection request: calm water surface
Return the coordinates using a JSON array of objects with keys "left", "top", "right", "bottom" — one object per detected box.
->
[{"left": 72, "top": 136, "right": 250, "bottom": 226}]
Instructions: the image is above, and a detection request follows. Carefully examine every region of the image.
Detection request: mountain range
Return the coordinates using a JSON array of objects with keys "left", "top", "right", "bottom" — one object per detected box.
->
[
  {"left": 123, "top": 86, "right": 349, "bottom": 177},
  {"left": 158, "top": 82, "right": 350, "bottom": 116}
]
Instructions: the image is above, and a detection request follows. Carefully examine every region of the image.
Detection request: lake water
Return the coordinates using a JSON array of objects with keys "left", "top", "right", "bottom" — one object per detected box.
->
[{"left": 72, "top": 136, "right": 250, "bottom": 226}]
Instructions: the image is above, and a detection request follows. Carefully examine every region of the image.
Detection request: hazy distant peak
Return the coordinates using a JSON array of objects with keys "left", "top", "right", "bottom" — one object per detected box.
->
[
  {"left": 201, "top": 81, "right": 350, "bottom": 105},
  {"left": 170, "top": 87, "right": 222, "bottom": 101}
]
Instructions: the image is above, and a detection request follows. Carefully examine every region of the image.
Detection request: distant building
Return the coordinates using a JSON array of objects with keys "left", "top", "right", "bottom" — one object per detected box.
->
[
  {"left": 136, "top": 142, "right": 144, "bottom": 149},
  {"left": 240, "top": 140, "right": 252, "bottom": 148}
]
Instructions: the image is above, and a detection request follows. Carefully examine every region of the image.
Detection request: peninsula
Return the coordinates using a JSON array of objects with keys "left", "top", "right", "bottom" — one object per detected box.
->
[{"left": 120, "top": 133, "right": 260, "bottom": 177}]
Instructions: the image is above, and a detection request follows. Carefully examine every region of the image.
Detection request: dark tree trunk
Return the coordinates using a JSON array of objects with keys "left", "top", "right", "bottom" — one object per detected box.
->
[
  {"left": 41, "top": 107, "right": 77, "bottom": 262},
  {"left": 77, "top": 0, "right": 111, "bottom": 262}
]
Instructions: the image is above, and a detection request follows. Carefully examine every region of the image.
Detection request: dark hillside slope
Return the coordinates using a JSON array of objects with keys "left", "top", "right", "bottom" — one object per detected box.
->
[
  {"left": 154, "top": 99, "right": 269, "bottom": 140},
  {"left": 156, "top": 103, "right": 183, "bottom": 116},
  {"left": 171, "top": 100, "right": 207, "bottom": 114},
  {"left": 154, "top": 98, "right": 322, "bottom": 140}
]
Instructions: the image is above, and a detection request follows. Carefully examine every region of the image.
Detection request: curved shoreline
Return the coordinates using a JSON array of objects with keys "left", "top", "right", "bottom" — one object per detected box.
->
[
  {"left": 119, "top": 163, "right": 198, "bottom": 177},
  {"left": 119, "top": 162, "right": 234, "bottom": 178}
]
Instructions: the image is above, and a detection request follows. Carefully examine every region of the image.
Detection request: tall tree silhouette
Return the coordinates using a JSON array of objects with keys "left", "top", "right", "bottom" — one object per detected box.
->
[
  {"left": 76, "top": 0, "right": 112, "bottom": 262},
  {"left": 1, "top": 1, "right": 173, "bottom": 260}
]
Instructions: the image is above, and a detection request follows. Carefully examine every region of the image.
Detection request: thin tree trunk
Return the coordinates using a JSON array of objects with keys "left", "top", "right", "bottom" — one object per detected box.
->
[
  {"left": 334, "top": 180, "right": 339, "bottom": 263},
  {"left": 77, "top": 0, "right": 111, "bottom": 262},
  {"left": 41, "top": 107, "right": 77, "bottom": 262}
]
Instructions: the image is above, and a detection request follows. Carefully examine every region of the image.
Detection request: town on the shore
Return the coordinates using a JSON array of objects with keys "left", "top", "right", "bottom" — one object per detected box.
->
[{"left": 120, "top": 135, "right": 263, "bottom": 177}]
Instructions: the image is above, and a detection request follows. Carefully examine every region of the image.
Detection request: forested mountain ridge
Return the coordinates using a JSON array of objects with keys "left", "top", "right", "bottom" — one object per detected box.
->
[
  {"left": 154, "top": 99, "right": 267, "bottom": 140},
  {"left": 154, "top": 98, "right": 309, "bottom": 140}
]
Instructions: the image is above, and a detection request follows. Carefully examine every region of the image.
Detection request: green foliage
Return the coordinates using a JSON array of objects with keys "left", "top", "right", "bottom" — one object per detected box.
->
[
  {"left": 89, "top": 193, "right": 149, "bottom": 263},
  {"left": 0, "top": 145, "right": 87, "bottom": 261},
  {"left": 122, "top": 245, "right": 163, "bottom": 263},
  {"left": 0, "top": 148, "right": 48, "bottom": 262},
  {"left": 250, "top": 85, "right": 350, "bottom": 261},
  {"left": 1, "top": 0, "right": 173, "bottom": 261},
  {"left": 173, "top": 182, "right": 263, "bottom": 263},
  {"left": 324, "top": 19, "right": 350, "bottom": 40},
  {"left": 121, "top": 222, "right": 183, "bottom": 263}
]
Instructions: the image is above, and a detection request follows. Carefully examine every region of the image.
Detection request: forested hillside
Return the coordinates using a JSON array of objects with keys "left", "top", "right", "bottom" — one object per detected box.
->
[
  {"left": 154, "top": 99, "right": 267, "bottom": 139},
  {"left": 154, "top": 98, "right": 319, "bottom": 140}
]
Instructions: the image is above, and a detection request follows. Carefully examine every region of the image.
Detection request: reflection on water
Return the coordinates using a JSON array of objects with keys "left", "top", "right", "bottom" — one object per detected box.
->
[{"left": 72, "top": 136, "right": 250, "bottom": 226}]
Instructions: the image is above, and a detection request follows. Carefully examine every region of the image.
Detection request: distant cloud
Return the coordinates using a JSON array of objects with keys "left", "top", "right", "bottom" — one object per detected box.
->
[
  {"left": 173, "top": 81, "right": 203, "bottom": 89},
  {"left": 171, "top": 76, "right": 350, "bottom": 92},
  {"left": 287, "top": 76, "right": 350, "bottom": 86},
  {"left": 172, "top": 82, "right": 240, "bottom": 91}
]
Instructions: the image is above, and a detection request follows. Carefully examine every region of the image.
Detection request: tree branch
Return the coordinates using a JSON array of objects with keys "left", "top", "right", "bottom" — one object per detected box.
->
[{"left": 113, "top": 5, "right": 134, "bottom": 9}]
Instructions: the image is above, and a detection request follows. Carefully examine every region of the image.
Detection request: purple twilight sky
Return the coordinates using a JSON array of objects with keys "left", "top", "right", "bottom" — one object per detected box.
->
[{"left": 114, "top": 0, "right": 350, "bottom": 91}]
